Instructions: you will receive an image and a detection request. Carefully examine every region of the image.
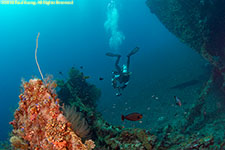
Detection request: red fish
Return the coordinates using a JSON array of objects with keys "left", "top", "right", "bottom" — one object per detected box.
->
[
  {"left": 121, "top": 113, "right": 143, "bottom": 121},
  {"left": 174, "top": 96, "right": 182, "bottom": 107}
]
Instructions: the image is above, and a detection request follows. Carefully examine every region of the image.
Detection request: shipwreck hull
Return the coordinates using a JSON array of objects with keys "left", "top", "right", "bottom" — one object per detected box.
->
[{"left": 146, "top": 0, "right": 225, "bottom": 91}]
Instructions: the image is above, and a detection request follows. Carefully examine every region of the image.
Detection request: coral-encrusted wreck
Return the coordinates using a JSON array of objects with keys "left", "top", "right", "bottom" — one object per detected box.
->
[{"left": 9, "top": 78, "right": 95, "bottom": 150}]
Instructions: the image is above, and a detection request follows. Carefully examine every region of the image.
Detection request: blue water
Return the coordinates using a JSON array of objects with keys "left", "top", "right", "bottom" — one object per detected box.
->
[{"left": 0, "top": 0, "right": 207, "bottom": 141}]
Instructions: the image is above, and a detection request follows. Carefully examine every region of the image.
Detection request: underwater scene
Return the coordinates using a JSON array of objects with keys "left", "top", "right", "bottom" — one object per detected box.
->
[{"left": 0, "top": 0, "right": 225, "bottom": 149}]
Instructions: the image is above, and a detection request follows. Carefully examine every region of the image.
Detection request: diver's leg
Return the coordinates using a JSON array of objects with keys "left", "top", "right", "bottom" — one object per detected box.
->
[
  {"left": 127, "top": 47, "right": 139, "bottom": 71},
  {"left": 115, "top": 55, "right": 121, "bottom": 72},
  {"left": 127, "top": 55, "right": 130, "bottom": 72},
  {"left": 127, "top": 47, "right": 140, "bottom": 57}
]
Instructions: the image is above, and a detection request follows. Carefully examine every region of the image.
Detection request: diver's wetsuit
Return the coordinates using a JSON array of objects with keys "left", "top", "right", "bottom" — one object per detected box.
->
[
  {"left": 107, "top": 47, "right": 139, "bottom": 96},
  {"left": 112, "top": 55, "right": 130, "bottom": 92}
]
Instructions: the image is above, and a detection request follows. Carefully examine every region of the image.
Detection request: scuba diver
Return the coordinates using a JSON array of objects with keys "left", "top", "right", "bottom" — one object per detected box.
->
[{"left": 106, "top": 47, "right": 140, "bottom": 96}]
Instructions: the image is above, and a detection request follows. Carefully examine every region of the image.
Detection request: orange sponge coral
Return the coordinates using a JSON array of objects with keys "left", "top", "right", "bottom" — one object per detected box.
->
[{"left": 10, "top": 78, "right": 95, "bottom": 150}]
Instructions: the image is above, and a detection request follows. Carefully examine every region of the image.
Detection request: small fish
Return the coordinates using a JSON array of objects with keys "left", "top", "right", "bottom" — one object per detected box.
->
[
  {"left": 174, "top": 112, "right": 178, "bottom": 116},
  {"left": 80, "top": 66, "right": 83, "bottom": 69},
  {"left": 59, "top": 71, "right": 63, "bottom": 75},
  {"left": 121, "top": 112, "right": 143, "bottom": 121},
  {"left": 174, "top": 96, "right": 182, "bottom": 107},
  {"left": 99, "top": 77, "right": 104, "bottom": 80},
  {"left": 83, "top": 76, "right": 90, "bottom": 80}
]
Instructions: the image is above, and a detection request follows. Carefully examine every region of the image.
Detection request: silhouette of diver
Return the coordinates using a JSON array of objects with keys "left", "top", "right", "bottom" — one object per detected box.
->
[{"left": 106, "top": 47, "right": 140, "bottom": 96}]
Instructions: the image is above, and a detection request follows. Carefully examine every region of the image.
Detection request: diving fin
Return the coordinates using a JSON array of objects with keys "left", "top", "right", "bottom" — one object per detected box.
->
[
  {"left": 127, "top": 47, "right": 140, "bottom": 57},
  {"left": 106, "top": 52, "right": 121, "bottom": 57}
]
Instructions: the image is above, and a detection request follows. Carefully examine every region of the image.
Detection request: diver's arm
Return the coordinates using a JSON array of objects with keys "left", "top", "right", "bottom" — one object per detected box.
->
[{"left": 121, "top": 81, "right": 129, "bottom": 90}]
